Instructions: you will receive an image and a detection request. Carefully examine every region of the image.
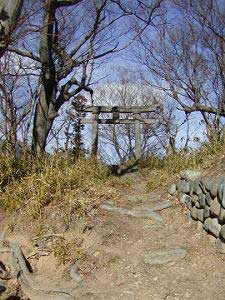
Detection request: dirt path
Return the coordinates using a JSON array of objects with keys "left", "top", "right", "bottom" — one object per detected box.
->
[
  {"left": 74, "top": 175, "right": 225, "bottom": 300},
  {"left": 1, "top": 173, "right": 225, "bottom": 299}
]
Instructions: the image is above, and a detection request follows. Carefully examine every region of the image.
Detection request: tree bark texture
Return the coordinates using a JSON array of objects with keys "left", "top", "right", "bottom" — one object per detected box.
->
[
  {"left": 0, "top": 0, "right": 23, "bottom": 57},
  {"left": 32, "top": 0, "right": 57, "bottom": 153}
]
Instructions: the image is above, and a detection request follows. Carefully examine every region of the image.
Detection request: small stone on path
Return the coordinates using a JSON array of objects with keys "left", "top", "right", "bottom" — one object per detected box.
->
[
  {"left": 143, "top": 248, "right": 186, "bottom": 265},
  {"left": 168, "top": 184, "right": 177, "bottom": 196},
  {"left": 70, "top": 263, "right": 82, "bottom": 283}
]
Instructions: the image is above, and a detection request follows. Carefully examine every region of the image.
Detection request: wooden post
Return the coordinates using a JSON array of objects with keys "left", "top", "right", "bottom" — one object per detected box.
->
[
  {"left": 91, "top": 112, "right": 98, "bottom": 156},
  {"left": 134, "top": 115, "right": 141, "bottom": 160}
]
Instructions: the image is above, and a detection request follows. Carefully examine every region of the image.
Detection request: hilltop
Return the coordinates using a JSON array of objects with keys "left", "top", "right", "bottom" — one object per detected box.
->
[{"left": 0, "top": 139, "right": 225, "bottom": 299}]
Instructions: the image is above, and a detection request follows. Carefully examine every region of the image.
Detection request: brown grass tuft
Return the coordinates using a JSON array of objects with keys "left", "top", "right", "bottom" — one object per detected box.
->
[
  {"left": 0, "top": 154, "right": 109, "bottom": 219},
  {"left": 141, "top": 138, "right": 225, "bottom": 191}
]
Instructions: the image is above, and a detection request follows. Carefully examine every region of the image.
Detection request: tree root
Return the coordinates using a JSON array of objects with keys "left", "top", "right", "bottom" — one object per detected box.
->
[{"left": 1, "top": 242, "right": 75, "bottom": 300}]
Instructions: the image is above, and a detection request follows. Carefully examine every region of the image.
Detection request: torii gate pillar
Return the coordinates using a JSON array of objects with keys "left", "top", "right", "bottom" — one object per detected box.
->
[
  {"left": 134, "top": 117, "right": 141, "bottom": 160},
  {"left": 91, "top": 113, "right": 98, "bottom": 156}
]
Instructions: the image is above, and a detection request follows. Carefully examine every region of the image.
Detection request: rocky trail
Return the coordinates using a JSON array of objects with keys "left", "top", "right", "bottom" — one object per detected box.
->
[{"left": 1, "top": 172, "right": 225, "bottom": 299}]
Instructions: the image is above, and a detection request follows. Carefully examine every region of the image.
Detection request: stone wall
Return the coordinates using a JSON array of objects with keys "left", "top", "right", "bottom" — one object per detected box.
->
[{"left": 169, "top": 170, "right": 225, "bottom": 253}]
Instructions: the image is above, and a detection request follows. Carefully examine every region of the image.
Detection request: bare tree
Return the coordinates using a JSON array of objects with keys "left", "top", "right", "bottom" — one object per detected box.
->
[
  {"left": 4, "top": 0, "right": 165, "bottom": 154},
  {"left": 135, "top": 0, "right": 225, "bottom": 141},
  {"left": 0, "top": 52, "right": 37, "bottom": 153}
]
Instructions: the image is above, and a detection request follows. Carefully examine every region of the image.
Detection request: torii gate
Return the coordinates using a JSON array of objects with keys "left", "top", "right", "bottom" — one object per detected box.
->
[{"left": 76, "top": 104, "right": 159, "bottom": 159}]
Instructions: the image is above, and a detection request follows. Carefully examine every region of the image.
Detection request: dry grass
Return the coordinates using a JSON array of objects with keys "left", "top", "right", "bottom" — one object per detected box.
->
[
  {"left": 1, "top": 138, "right": 224, "bottom": 220},
  {"left": 0, "top": 155, "right": 33, "bottom": 189},
  {"left": 0, "top": 154, "right": 109, "bottom": 219},
  {"left": 52, "top": 238, "right": 88, "bottom": 265},
  {"left": 141, "top": 138, "right": 225, "bottom": 191}
]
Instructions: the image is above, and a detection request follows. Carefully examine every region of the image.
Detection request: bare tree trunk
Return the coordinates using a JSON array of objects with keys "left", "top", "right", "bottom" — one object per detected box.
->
[
  {"left": 8, "top": 93, "right": 17, "bottom": 149},
  {"left": 32, "top": 0, "right": 56, "bottom": 154},
  {"left": 0, "top": 0, "right": 23, "bottom": 57},
  {"left": 32, "top": 88, "right": 56, "bottom": 153},
  {"left": 167, "top": 136, "right": 176, "bottom": 156}
]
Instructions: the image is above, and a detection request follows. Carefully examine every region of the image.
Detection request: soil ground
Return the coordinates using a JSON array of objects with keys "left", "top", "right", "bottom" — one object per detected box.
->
[{"left": 1, "top": 171, "right": 225, "bottom": 300}]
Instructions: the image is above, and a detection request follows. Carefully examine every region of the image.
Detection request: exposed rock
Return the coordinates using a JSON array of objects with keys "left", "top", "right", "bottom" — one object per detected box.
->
[
  {"left": 198, "top": 193, "right": 206, "bottom": 208},
  {"left": 197, "top": 209, "right": 204, "bottom": 222},
  {"left": 189, "top": 180, "right": 195, "bottom": 196},
  {"left": 176, "top": 180, "right": 191, "bottom": 194},
  {"left": 100, "top": 204, "right": 163, "bottom": 222},
  {"left": 177, "top": 193, "right": 192, "bottom": 209},
  {"left": 151, "top": 203, "right": 172, "bottom": 211},
  {"left": 199, "top": 178, "right": 209, "bottom": 194},
  {"left": 218, "top": 207, "right": 225, "bottom": 224},
  {"left": 219, "top": 225, "right": 225, "bottom": 240},
  {"left": 203, "top": 218, "right": 211, "bottom": 232},
  {"left": 141, "top": 203, "right": 172, "bottom": 213},
  {"left": 218, "top": 181, "right": 223, "bottom": 201},
  {"left": 143, "top": 248, "right": 186, "bottom": 265},
  {"left": 191, "top": 207, "right": 198, "bottom": 220},
  {"left": 168, "top": 175, "right": 225, "bottom": 253},
  {"left": 218, "top": 179, "right": 225, "bottom": 207},
  {"left": 216, "top": 238, "right": 225, "bottom": 254},
  {"left": 195, "top": 202, "right": 200, "bottom": 208},
  {"left": 203, "top": 218, "right": 221, "bottom": 237},
  {"left": 203, "top": 206, "right": 210, "bottom": 219},
  {"left": 208, "top": 178, "right": 223, "bottom": 198},
  {"left": 185, "top": 196, "right": 193, "bottom": 210},
  {"left": 193, "top": 180, "right": 202, "bottom": 195},
  {"left": 205, "top": 179, "right": 214, "bottom": 192},
  {"left": 205, "top": 192, "right": 213, "bottom": 206},
  {"left": 168, "top": 184, "right": 177, "bottom": 196},
  {"left": 179, "top": 194, "right": 191, "bottom": 206},
  {"left": 180, "top": 170, "right": 202, "bottom": 181},
  {"left": 210, "top": 197, "right": 221, "bottom": 217},
  {"left": 191, "top": 195, "right": 199, "bottom": 204},
  {"left": 179, "top": 194, "right": 186, "bottom": 204}
]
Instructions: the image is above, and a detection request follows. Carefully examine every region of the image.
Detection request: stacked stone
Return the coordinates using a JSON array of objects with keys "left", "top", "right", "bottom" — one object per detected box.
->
[{"left": 169, "top": 170, "right": 225, "bottom": 254}]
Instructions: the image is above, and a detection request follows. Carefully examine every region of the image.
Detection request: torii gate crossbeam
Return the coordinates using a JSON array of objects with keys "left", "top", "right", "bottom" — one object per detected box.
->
[{"left": 75, "top": 104, "right": 159, "bottom": 159}]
